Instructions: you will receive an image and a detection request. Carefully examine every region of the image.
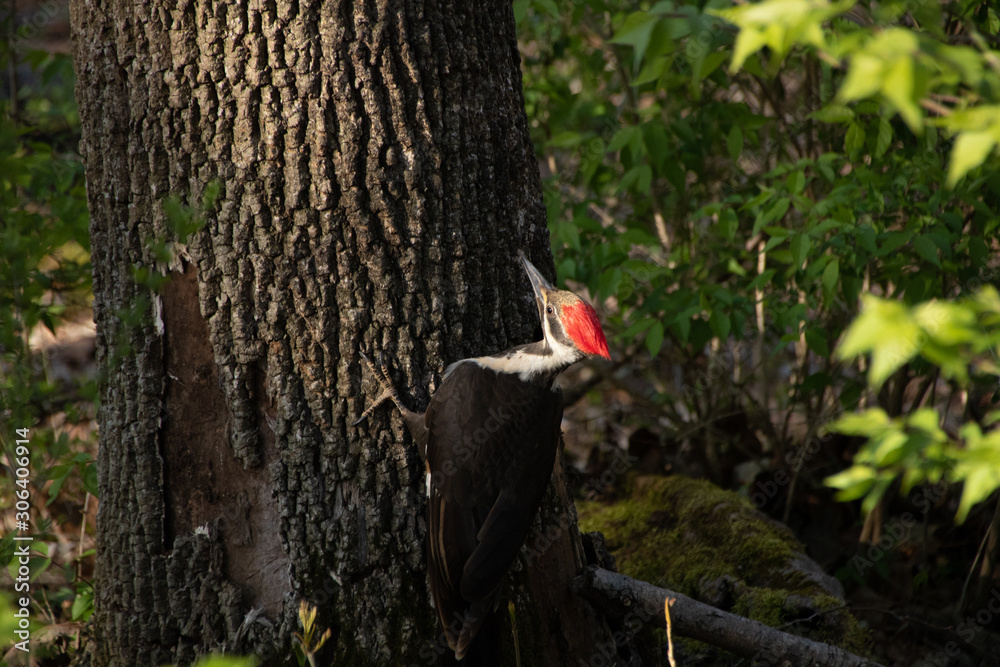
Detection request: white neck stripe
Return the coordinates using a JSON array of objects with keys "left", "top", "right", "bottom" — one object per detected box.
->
[{"left": 444, "top": 341, "right": 580, "bottom": 383}]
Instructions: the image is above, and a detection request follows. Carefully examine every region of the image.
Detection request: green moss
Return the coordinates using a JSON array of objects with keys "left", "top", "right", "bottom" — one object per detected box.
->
[
  {"left": 579, "top": 476, "right": 799, "bottom": 593},
  {"left": 578, "top": 475, "right": 870, "bottom": 656},
  {"left": 732, "top": 587, "right": 787, "bottom": 628}
]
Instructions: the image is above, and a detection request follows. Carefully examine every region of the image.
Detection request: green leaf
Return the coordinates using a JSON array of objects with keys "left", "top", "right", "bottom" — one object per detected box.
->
[
  {"left": 829, "top": 408, "right": 891, "bottom": 437},
  {"left": 634, "top": 56, "right": 671, "bottom": 86},
  {"left": 608, "top": 126, "right": 643, "bottom": 153},
  {"left": 786, "top": 170, "right": 805, "bottom": 195},
  {"left": 548, "top": 131, "right": 586, "bottom": 148},
  {"left": 875, "top": 117, "right": 893, "bottom": 158},
  {"left": 763, "top": 197, "right": 790, "bottom": 226},
  {"left": 821, "top": 258, "right": 839, "bottom": 295},
  {"left": 84, "top": 462, "right": 100, "bottom": 498},
  {"left": 536, "top": 0, "right": 560, "bottom": 17},
  {"left": 825, "top": 465, "right": 877, "bottom": 501},
  {"left": 646, "top": 320, "right": 665, "bottom": 356},
  {"left": 644, "top": 16, "right": 677, "bottom": 63},
  {"left": 696, "top": 51, "right": 730, "bottom": 82},
  {"left": 72, "top": 586, "right": 94, "bottom": 621},
  {"left": 611, "top": 12, "right": 658, "bottom": 66},
  {"left": 556, "top": 220, "right": 581, "bottom": 251},
  {"left": 955, "top": 465, "right": 1000, "bottom": 523},
  {"left": 643, "top": 123, "right": 670, "bottom": 171},
  {"left": 636, "top": 165, "right": 653, "bottom": 194},
  {"left": 845, "top": 122, "right": 865, "bottom": 156},
  {"left": 763, "top": 232, "right": 789, "bottom": 253},
  {"left": 673, "top": 314, "right": 691, "bottom": 343},
  {"left": 969, "top": 236, "right": 989, "bottom": 266},
  {"left": 617, "top": 165, "right": 653, "bottom": 195},
  {"left": 805, "top": 328, "right": 830, "bottom": 357},
  {"left": 882, "top": 56, "right": 922, "bottom": 133},
  {"left": 914, "top": 301, "right": 977, "bottom": 347},
  {"left": 46, "top": 474, "right": 68, "bottom": 505},
  {"left": 729, "top": 26, "right": 769, "bottom": 72},
  {"left": 622, "top": 317, "right": 656, "bottom": 340},
  {"left": 789, "top": 233, "right": 810, "bottom": 269},
  {"left": 867, "top": 428, "right": 911, "bottom": 467},
  {"left": 856, "top": 225, "right": 877, "bottom": 254},
  {"left": 875, "top": 230, "right": 912, "bottom": 257},
  {"left": 953, "top": 425, "right": 1000, "bottom": 523},
  {"left": 913, "top": 235, "right": 941, "bottom": 267},
  {"left": 947, "top": 130, "right": 997, "bottom": 187},
  {"left": 45, "top": 463, "right": 73, "bottom": 505},
  {"left": 727, "top": 125, "right": 744, "bottom": 162},
  {"left": 598, "top": 268, "right": 623, "bottom": 301},
  {"left": 513, "top": 0, "right": 530, "bottom": 23},
  {"left": 861, "top": 476, "right": 895, "bottom": 516},
  {"left": 837, "top": 296, "right": 921, "bottom": 389},
  {"left": 840, "top": 53, "right": 884, "bottom": 101},
  {"left": 719, "top": 209, "right": 738, "bottom": 242},
  {"left": 709, "top": 310, "right": 731, "bottom": 340},
  {"left": 811, "top": 104, "right": 854, "bottom": 123}
]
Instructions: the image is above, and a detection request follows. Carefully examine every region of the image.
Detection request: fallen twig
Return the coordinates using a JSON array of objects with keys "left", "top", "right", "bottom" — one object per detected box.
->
[
  {"left": 572, "top": 566, "right": 883, "bottom": 667},
  {"left": 664, "top": 597, "right": 676, "bottom": 667}
]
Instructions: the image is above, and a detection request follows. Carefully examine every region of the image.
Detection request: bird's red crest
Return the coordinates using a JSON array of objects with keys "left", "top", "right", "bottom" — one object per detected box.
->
[{"left": 562, "top": 301, "right": 610, "bottom": 360}]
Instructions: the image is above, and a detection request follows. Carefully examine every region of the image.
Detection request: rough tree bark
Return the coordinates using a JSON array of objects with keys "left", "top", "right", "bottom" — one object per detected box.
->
[{"left": 71, "top": 0, "right": 615, "bottom": 665}]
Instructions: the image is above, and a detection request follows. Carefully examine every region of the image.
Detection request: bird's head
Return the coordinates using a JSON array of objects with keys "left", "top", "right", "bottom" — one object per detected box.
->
[{"left": 520, "top": 252, "right": 611, "bottom": 361}]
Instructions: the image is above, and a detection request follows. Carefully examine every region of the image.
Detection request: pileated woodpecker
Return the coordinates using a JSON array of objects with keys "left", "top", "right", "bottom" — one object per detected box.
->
[{"left": 357, "top": 252, "right": 610, "bottom": 662}]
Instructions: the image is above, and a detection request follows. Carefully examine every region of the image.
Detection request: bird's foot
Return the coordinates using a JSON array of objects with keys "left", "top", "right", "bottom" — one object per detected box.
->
[{"left": 354, "top": 351, "right": 405, "bottom": 425}]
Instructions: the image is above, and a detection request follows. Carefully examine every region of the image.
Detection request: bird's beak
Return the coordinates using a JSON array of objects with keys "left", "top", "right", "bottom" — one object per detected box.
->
[
  {"left": 519, "top": 251, "right": 553, "bottom": 298},
  {"left": 519, "top": 252, "right": 553, "bottom": 323}
]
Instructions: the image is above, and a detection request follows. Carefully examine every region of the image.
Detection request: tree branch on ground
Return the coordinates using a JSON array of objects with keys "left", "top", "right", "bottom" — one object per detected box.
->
[{"left": 572, "top": 566, "right": 884, "bottom": 667}]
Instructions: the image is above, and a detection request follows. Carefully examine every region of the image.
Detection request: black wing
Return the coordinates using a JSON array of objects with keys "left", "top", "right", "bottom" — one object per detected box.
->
[{"left": 424, "top": 361, "right": 563, "bottom": 657}]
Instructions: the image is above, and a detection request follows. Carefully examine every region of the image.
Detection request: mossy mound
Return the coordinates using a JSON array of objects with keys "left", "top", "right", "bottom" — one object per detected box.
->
[{"left": 578, "top": 475, "right": 869, "bottom": 656}]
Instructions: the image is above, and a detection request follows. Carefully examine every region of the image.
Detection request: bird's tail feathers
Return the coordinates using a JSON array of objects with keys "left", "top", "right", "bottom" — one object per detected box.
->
[{"left": 449, "top": 604, "right": 502, "bottom": 667}]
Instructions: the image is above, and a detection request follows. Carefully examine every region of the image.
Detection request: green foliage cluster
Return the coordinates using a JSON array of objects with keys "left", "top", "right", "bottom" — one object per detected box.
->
[
  {"left": 517, "top": 0, "right": 1000, "bottom": 520},
  {"left": 1, "top": 31, "right": 217, "bottom": 658},
  {"left": 827, "top": 287, "right": 1000, "bottom": 522},
  {"left": 293, "top": 600, "right": 332, "bottom": 667},
  {"left": 0, "top": 51, "right": 90, "bottom": 424},
  {"left": 0, "top": 46, "right": 96, "bottom": 655}
]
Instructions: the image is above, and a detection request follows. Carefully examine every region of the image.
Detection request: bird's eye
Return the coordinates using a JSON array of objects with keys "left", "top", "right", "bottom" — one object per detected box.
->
[{"left": 546, "top": 306, "right": 554, "bottom": 315}]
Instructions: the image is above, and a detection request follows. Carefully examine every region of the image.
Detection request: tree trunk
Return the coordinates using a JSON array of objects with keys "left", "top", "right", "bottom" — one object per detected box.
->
[{"left": 71, "top": 0, "right": 615, "bottom": 665}]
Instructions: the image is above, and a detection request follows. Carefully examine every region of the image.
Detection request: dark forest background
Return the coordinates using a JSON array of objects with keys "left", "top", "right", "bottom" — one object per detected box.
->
[{"left": 3, "top": 1, "right": 1000, "bottom": 665}]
